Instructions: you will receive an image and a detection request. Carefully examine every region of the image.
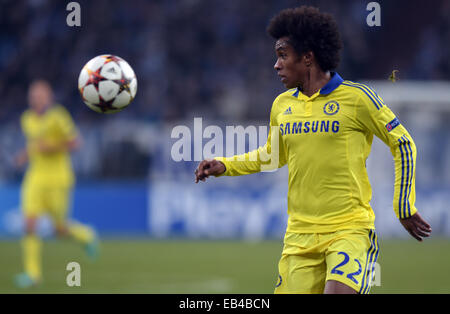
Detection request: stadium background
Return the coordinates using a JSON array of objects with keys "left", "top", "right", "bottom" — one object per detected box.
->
[{"left": 0, "top": 0, "right": 450, "bottom": 293}]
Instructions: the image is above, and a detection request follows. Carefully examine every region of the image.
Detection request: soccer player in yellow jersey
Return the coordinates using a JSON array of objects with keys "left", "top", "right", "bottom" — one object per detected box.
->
[
  {"left": 195, "top": 6, "right": 432, "bottom": 294},
  {"left": 14, "top": 80, "right": 98, "bottom": 288}
]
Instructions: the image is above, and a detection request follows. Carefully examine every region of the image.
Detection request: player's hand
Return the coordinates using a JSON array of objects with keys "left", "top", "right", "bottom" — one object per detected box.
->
[
  {"left": 195, "top": 159, "right": 226, "bottom": 183},
  {"left": 400, "top": 212, "right": 432, "bottom": 242}
]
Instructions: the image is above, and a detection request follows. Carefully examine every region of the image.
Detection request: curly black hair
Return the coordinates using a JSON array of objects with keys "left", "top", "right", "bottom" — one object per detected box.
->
[{"left": 267, "top": 6, "right": 342, "bottom": 72}]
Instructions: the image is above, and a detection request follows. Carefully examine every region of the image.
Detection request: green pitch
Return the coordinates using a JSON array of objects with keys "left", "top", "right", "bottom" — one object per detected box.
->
[{"left": 0, "top": 237, "right": 449, "bottom": 293}]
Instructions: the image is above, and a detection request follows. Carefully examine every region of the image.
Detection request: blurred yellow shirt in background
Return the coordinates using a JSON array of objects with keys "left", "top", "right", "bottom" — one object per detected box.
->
[{"left": 21, "top": 105, "right": 77, "bottom": 187}]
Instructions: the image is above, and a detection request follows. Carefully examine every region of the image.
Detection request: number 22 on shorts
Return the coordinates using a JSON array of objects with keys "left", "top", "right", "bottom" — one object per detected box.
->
[{"left": 330, "top": 251, "right": 362, "bottom": 284}]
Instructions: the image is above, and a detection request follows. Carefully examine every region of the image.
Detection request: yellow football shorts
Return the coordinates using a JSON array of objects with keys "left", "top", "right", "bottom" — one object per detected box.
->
[
  {"left": 21, "top": 182, "right": 72, "bottom": 227},
  {"left": 274, "top": 228, "right": 379, "bottom": 294}
]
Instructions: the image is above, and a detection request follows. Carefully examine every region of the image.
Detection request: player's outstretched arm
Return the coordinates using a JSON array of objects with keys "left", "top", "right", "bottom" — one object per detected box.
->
[
  {"left": 195, "top": 159, "right": 226, "bottom": 183},
  {"left": 399, "top": 212, "right": 432, "bottom": 242}
]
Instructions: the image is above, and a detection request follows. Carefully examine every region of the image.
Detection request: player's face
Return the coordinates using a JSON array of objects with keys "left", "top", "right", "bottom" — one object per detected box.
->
[
  {"left": 274, "top": 37, "right": 305, "bottom": 89},
  {"left": 28, "top": 81, "right": 53, "bottom": 114}
]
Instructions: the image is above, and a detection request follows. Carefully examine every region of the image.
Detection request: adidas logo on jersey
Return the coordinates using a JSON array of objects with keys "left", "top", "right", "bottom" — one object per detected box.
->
[{"left": 283, "top": 107, "right": 292, "bottom": 115}]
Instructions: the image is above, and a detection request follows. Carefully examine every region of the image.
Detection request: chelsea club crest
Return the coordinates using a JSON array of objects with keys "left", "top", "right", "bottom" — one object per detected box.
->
[{"left": 324, "top": 101, "right": 340, "bottom": 115}]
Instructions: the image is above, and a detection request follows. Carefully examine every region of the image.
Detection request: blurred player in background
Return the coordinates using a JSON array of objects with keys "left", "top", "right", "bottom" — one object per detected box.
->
[
  {"left": 14, "top": 80, "right": 98, "bottom": 288},
  {"left": 195, "top": 6, "right": 432, "bottom": 294}
]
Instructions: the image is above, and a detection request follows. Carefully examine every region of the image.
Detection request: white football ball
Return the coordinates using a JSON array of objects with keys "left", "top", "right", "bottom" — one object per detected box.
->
[{"left": 78, "top": 54, "right": 137, "bottom": 113}]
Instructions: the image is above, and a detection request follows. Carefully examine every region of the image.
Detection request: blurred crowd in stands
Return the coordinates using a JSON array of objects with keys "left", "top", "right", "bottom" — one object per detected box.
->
[{"left": 1, "top": 0, "right": 449, "bottom": 124}]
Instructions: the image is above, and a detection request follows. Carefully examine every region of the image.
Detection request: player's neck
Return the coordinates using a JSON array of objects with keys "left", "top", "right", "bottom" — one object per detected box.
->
[
  {"left": 300, "top": 69, "right": 331, "bottom": 97},
  {"left": 33, "top": 104, "right": 52, "bottom": 116}
]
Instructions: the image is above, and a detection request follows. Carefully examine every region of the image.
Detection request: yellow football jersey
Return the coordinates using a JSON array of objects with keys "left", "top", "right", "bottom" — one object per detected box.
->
[
  {"left": 21, "top": 105, "right": 78, "bottom": 187},
  {"left": 215, "top": 73, "right": 417, "bottom": 233}
]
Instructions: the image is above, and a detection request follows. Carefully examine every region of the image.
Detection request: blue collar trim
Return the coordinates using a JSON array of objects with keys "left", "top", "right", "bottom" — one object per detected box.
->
[
  {"left": 292, "top": 72, "right": 343, "bottom": 97},
  {"left": 319, "top": 72, "right": 343, "bottom": 95}
]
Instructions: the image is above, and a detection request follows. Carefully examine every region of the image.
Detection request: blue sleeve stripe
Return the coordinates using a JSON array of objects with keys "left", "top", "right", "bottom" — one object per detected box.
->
[
  {"left": 402, "top": 137, "right": 410, "bottom": 219},
  {"left": 355, "top": 82, "right": 385, "bottom": 107},
  {"left": 341, "top": 82, "right": 380, "bottom": 110},
  {"left": 346, "top": 81, "right": 385, "bottom": 108},
  {"left": 398, "top": 135, "right": 414, "bottom": 219},
  {"left": 404, "top": 136, "right": 414, "bottom": 217},
  {"left": 401, "top": 135, "right": 412, "bottom": 218},
  {"left": 362, "top": 232, "right": 380, "bottom": 294},
  {"left": 342, "top": 81, "right": 383, "bottom": 110},
  {"left": 398, "top": 138, "right": 407, "bottom": 219}
]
